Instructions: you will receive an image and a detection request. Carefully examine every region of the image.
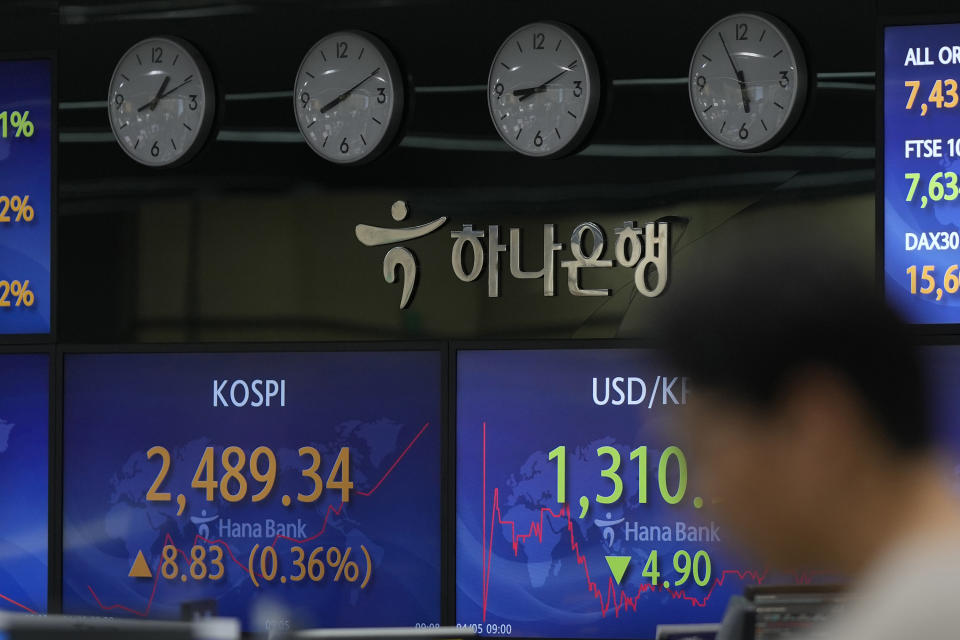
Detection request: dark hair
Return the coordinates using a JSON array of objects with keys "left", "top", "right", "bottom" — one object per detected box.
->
[{"left": 655, "top": 242, "right": 928, "bottom": 453}]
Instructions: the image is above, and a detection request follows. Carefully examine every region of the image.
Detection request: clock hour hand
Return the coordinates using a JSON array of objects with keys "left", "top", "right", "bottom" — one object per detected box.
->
[
  {"left": 718, "top": 32, "right": 751, "bottom": 114},
  {"left": 137, "top": 75, "right": 170, "bottom": 112},
  {"left": 513, "top": 65, "right": 572, "bottom": 101},
  {"left": 319, "top": 67, "right": 381, "bottom": 114}
]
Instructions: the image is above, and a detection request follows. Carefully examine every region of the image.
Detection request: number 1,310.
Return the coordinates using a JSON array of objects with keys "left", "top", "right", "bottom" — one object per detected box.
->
[{"left": 547, "top": 444, "right": 689, "bottom": 506}]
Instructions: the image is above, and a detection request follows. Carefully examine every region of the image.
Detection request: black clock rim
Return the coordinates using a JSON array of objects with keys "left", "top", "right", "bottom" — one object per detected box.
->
[
  {"left": 486, "top": 20, "right": 602, "bottom": 160},
  {"left": 291, "top": 29, "right": 406, "bottom": 166},
  {"left": 687, "top": 11, "right": 808, "bottom": 153},
  {"left": 106, "top": 35, "right": 217, "bottom": 168}
]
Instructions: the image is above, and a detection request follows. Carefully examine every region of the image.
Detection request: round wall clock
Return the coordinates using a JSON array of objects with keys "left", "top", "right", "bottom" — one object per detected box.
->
[
  {"left": 108, "top": 36, "right": 216, "bottom": 166},
  {"left": 487, "top": 21, "right": 601, "bottom": 158},
  {"left": 689, "top": 13, "right": 807, "bottom": 151},
  {"left": 294, "top": 31, "right": 405, "bottom": 164}
]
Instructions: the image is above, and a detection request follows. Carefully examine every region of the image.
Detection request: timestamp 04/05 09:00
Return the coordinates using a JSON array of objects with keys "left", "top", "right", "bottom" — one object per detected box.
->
[{"left": 454, "top": 623, "right": 514, "bottom": 636}]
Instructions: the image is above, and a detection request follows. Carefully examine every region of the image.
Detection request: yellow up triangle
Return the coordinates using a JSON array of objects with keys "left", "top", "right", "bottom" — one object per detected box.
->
[
  {"left": 605, "top": 555, "right": 631, "bottom": 585},
  {"left": 129, "top": 550, "right": 152, "bottom": 579}
]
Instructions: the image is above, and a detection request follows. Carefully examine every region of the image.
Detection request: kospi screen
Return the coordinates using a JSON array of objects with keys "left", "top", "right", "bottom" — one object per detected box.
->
[
  {"left": 0, "top": 353, "right": 49, "bottom": 613},
  {"left": 883, "top": 23, "right": 960, "bottom": 323},
  {"left": 62, "top": 350, "right": 442, "bottom": 632},
  {"left": 456, "top": 349, "right": 826, "bottom": 639},
  {"left": 0, "top": 59, "right": 53, "bottom": 335}
]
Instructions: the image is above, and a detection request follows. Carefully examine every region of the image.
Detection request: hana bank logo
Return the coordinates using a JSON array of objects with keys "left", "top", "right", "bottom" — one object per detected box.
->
[
  {"left": 594, "top": 511, "right": 625, "bottom": 548},
  {"left": 191, "top": 509, "right": 220, "bottom": 540}
]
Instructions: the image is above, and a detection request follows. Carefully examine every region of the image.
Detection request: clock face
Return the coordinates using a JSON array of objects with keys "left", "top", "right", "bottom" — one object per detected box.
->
[
  {"left": 108, "top": 36, "right": 215, "bottom": 166},
  {"left": 487, "top": 22, "right": 601, "bottom": 158},
  {"left": 689, "top": 13, "right": 807, "bottom": 151},
  {"left": 294, "top": 31, "right": 405, "bottom": 164}
]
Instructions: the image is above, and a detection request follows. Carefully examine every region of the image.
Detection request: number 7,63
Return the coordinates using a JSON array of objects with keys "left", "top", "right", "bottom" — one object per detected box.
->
[{"left": 547, "top": 445, "right": 688, "bottom": 506}]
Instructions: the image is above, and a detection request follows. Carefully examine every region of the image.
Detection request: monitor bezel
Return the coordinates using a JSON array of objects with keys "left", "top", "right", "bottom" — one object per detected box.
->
[
  {"left": 0, "top": 51, "right": 57, "bottom": 344},
  {"left": 877, "top": 14, "right": 960, "bottom": 333},
  {"left": 53, "top": 341, "right": 449, "bottom": 628},
  {"left": 451, "top": 338, "right": 678, "bottom": 640}
]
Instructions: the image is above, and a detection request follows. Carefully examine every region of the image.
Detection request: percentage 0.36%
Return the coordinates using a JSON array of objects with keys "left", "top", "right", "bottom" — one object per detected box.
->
[{"left": 246, "top": 544, "right": 372, "bottom": 589}]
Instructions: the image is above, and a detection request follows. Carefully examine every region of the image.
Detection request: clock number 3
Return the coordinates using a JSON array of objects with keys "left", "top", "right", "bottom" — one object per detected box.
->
[{"left": 377, "top": 88, "right": 387, "bottom": 104}]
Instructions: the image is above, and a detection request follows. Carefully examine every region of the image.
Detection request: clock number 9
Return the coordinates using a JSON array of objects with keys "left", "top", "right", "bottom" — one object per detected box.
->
[
  {"left": 695, "top": 76, "right": 706, "bottom": 93},
  {"left": 494, "top": 83, "right": 504, "bottom": 99},
  {"left": 114, "top": 94, "right": 124, "bottom": 110},
  {"left": 300, "top": 92, "right": 310, "bottom": 109}
]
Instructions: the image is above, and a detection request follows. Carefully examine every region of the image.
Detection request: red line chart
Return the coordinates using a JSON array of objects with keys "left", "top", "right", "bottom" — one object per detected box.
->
[
  {"left": 86, "top": 421, "right": 431, "bottom": 617},
  {"left": 0, "top": 592, "right": 38, "bottom": 614},
  {"left": 479, "top": 422, "right": 826, "bottom": 621}
]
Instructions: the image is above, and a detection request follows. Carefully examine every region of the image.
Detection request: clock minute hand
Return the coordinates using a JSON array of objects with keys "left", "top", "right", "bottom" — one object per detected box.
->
[
  {"left": 156, "top": 77, "right": 195, "bottom": 101},
  {"left": 513, "top": 67, "right": 570, "bottom": 101},
  {"left": 319, "top": 67, "right": 381, "bottom": 114},
  {"left": 718, "top": 32, "right": 751, "bottom": 114},
  {"left": 137, "top": 75, "right": 170, "bottom": 112}
]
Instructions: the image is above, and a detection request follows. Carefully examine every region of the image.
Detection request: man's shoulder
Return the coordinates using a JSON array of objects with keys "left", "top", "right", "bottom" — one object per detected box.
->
[{"left": 817, "top": 544, "right": 960, "bottom": 640}]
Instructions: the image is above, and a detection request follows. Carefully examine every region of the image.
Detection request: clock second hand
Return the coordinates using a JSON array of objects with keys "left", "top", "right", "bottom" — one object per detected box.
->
[
  {"left": 718, "top": 32, "right": 751, "bottom": 114},
  {"left": 319, "top": 67, "right": 382, "bottom": 114}
]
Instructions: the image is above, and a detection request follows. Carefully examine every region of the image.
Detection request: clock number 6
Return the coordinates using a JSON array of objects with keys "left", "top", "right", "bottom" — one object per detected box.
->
[
  {"left": 534, "top": 130, "right": 543, "bottom": 147},
  {"left": 738, "top": 123, "right": 749, "bottom": 140},
  {"left": 151, "top": 141, "right": 160, "bottom": 157},
  {"left": 340, "top": 138, "right": 349, "bottom": 154}
]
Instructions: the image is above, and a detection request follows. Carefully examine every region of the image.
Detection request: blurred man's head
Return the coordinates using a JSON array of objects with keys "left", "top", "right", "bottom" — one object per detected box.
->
[{"left": 657, "top": 244, "right": 927, "bottom": 572}]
